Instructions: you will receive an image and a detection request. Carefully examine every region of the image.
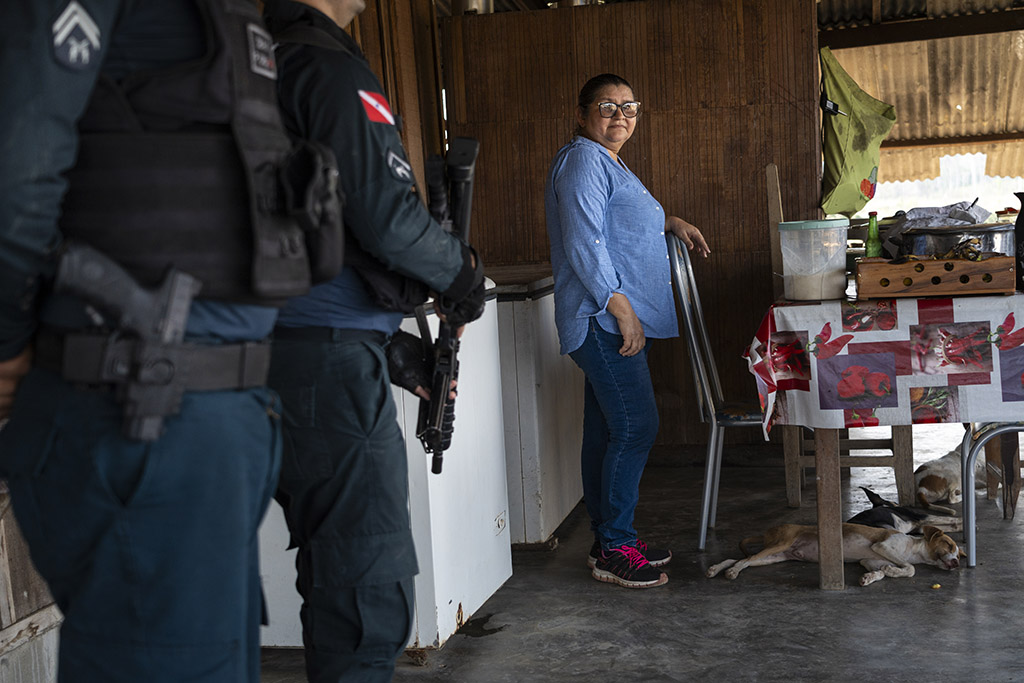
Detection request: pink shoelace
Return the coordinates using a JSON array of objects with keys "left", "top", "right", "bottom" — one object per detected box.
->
[{"left": 613, "top": 545, "right": 650, "bottom": 568}]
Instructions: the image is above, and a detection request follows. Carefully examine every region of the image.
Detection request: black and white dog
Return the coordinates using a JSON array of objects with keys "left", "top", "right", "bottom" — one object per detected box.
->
[{"left": 847, "top": 487, "right": 960, "bottom": 534}]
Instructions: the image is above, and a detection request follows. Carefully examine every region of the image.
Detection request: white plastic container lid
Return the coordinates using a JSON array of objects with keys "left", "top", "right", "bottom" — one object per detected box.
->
[{"left": 778, "top": 218, "right": 850, "bottom": 231}]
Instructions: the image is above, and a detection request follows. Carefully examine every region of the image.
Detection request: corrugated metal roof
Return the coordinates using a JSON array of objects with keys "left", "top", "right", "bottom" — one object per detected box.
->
[
  {"left": 818, "top": 0, "right": 1023, "bottom": 27},
  {"left": 817, "top": 1, "right": 1024, "bottom": 180},
  {"left": 828, "top": 30, "right": 1024, "bottom": 180}
]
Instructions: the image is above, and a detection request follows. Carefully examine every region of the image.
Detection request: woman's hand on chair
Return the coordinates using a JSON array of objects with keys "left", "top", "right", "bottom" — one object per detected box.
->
[
  {"left": 608, "top": 292, "right": 645, "bottom": 356},
  {"left": 668, "top": 216, "right": 711, "bottom": 258}
]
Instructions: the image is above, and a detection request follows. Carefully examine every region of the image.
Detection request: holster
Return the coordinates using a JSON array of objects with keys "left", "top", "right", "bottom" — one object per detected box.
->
[{"left": 34, "top": 328, "right": 271, "bottom": 439}]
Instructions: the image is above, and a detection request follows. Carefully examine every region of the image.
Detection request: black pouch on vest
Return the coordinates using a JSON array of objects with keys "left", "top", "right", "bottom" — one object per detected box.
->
[
  {"left": 279, "top": 141, "right": 345, "bottom": 284},
  {"left": 345, "top": 241, "right": 429, "bottom": 314}
]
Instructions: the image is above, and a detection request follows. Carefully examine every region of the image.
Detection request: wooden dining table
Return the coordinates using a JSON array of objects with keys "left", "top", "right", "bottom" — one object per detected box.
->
[{"left": 745, "top": 293, "right": 1024, "bottom": 589}]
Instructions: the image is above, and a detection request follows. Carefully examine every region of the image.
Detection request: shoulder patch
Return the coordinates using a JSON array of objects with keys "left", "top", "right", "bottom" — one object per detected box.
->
[
  {"left": 53, "top": 1, "right": 100, "bottom": 70},
  {"left": 247, "top": 24, "right": 277, "bottom": 80},
  {"left": 387, "top": 149, "right": 413, "bottom": 182},
  {"left": 358, "top": 90, "right": 395, "bottom": 125}
]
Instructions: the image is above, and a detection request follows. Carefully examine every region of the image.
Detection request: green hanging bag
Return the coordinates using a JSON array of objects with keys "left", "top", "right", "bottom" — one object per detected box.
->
[{"left": 819, "top": 46, "right": 896, "bottom": 217}]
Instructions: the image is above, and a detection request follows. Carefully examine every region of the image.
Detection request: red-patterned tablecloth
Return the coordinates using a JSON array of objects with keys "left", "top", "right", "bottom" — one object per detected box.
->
[{"left": 745, "top": 293, "right": 1024, "bottom": 437}]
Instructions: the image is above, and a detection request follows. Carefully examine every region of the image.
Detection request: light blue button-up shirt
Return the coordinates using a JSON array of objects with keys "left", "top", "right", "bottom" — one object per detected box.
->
[{"left": 545, "top": 136, "right": 678, "bottom": 355}]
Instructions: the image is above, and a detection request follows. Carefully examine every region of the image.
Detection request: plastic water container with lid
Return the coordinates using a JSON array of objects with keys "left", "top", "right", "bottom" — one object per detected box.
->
[{"left": 779, "top": 217, "right": 849, "bottom": 300}]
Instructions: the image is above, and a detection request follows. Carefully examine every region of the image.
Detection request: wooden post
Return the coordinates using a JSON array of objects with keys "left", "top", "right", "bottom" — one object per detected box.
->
[
  {"left": 783, "top": 425, "right": 802, "bottom": 507},
  {"left": 1000, "top": 432, "right": 1021, "bottom": 519},
  {"left": 891, "top": 425, "right": 915, "bottom": 506},
  {"left": 985, "top": 438, "right": 1001, "bottom": 501},
  {"left": 815, "top": 428, "right": 844, "bottom": 590},
  {"left": 766, "top": 163, "right": 785, "bottom": 300}
]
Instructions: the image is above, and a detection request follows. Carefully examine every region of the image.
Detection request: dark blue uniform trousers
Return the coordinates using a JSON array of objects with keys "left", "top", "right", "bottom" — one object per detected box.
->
[
  {"left": 0, "top": 368, "right": 281, "bottom": 683},
  {"left": 268, "top": 329, "right": 417, "bottom": 683}
]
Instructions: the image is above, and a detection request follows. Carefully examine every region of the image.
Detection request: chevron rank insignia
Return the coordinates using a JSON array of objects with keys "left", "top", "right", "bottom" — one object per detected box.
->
[
  {"left": 387, "top": 149, "right": 413, "bottom": 182},
  {"left": 53, "top": 1, "right": 100, "bottom": 70}
]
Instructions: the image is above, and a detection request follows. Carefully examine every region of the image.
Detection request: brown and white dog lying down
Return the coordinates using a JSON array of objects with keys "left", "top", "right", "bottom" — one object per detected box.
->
[
  {"left": 705, "top": 523, "right": 962, "bottom": 586},
  {"left": 915, "top": 449, "right": 986, "bottom": 515}
]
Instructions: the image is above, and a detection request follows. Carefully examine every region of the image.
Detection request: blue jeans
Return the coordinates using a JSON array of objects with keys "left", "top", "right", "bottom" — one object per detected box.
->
[{"left": 569, "top": 319, "right": 659, "bottom": 551}]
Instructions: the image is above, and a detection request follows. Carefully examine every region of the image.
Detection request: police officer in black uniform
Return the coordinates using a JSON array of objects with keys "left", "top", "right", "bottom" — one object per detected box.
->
[
  {"left": 0, "top": 2, "right": 340, "bottom": 681},
  {"left": 261, "top": 1, "right": 486, "bottom": 681}
]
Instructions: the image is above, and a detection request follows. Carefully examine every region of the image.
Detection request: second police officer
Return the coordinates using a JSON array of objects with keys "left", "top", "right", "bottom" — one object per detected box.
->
[{"left": 262, "top": 0, "right": 487, "bottom": 681}]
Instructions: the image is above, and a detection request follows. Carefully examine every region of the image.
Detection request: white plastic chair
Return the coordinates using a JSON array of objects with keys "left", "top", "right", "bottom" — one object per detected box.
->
[
  {"left": 961, "top": 421, "right": 1024, "bottom": 567},
  {"left": 666, "top": 234, "right": 763, "bottom": 550}
]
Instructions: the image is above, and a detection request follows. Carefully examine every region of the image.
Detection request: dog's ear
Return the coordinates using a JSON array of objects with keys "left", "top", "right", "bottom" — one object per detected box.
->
[
  {"left": 959, "top": 546, "right": 967, "bottom": 558},
  {"left": 921, "top": 525, "right": 942, "bottom": 541},
  {"left": 861, "top": 486, "right": 895, "bottom": 508}
]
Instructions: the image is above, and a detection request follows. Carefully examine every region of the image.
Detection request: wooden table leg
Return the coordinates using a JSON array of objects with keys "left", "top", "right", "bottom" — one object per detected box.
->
[
  {"left": 985, "top": 439, "right": 1001, "bottom": 501},
  {"left": 1000, "top": 432, "right": 1020, "bottom": 520},
  {"left": 891, "top": 425, "right": 915, "bottom": 506},
  {"left": 783, "top": 425, "right": 802, "bottom": 508},
  {"left": 815, "top": 428, "right": 844, "bottom": 590}
]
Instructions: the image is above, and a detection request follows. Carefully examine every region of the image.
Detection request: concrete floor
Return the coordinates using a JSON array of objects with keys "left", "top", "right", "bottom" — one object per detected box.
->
[{"left": 262, "top": 423, "right": 1024, "bottom": 682}]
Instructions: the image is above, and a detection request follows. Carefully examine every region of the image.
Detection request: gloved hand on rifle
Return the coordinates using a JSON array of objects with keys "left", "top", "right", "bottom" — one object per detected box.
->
[
  {"left": 386, "top": 330, "right": 457, "bottom": 401},
  {"left": 438, "top": 278, "right": 485, "bottom": 329},
  {"left": 436, "top": 246, "right": 486, "bottom": 328}
]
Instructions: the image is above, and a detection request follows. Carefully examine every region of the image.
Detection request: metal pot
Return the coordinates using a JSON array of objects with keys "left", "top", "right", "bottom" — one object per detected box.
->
[{"left": 898, "top": 222, "right": 1015, "bottom": 258}]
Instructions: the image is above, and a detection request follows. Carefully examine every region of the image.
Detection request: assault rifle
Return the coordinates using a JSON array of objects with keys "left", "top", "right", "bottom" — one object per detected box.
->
[{"left": 416, "top": 137, "right": 480, "bottom": 474}]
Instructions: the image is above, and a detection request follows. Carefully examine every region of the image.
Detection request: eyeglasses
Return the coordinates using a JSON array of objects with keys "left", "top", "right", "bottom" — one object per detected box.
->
[{"left": 595, "top": 101, "right": 641, "bottom": 118}]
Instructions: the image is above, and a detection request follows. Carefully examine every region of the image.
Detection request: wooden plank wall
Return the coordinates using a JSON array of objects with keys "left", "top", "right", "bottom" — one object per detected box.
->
[
  {"left": 442, "top": 0, "right": 822, "bottom": 445},
  {"left": 355, "top": 0, "right": 445, "bottom": 195},
  {"left": 0, "top": 493, "right": 59, "bottom": 659}
]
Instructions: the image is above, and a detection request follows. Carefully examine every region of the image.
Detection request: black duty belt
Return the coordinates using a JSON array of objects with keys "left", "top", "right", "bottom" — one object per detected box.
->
[
  {"left": 34, "top": 328, "right": 271, "bottom": 391},
  {"left": 272, "top": 326, "right": 388, "bottom": 345}
]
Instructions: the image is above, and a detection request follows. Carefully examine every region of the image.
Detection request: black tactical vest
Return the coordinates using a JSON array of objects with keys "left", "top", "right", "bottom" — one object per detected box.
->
[{"left": 58, "top": 0, "right": 337, "bottom": 305}]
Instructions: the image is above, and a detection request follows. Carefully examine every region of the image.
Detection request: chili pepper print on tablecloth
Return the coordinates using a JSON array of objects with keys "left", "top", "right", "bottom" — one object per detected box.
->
[
  {"left": 841, "top": 299, "right": 897, "bottom": 332},
  {"left": 809, "top": 322, "right": 853, "bottom": 360},
  {"left": 910, "top": 322, "right": 992, "bottom": 375},
  {"left": 769, "top": 331, "right": 811, "bottom": 381},
  {"left": 909, "top": 386, "right": 959, "bottom": 424},
  {"left": 993, "top": 312, "right": 1024, "bottom": 351},
  {"left": 747, "top": 296, "right": 1024, "bottom": 436}
]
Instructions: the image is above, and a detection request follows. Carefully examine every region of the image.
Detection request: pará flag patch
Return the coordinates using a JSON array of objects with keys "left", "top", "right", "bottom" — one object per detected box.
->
[{"left": 359, "top": 90, "right": 395, "bottom": 125}]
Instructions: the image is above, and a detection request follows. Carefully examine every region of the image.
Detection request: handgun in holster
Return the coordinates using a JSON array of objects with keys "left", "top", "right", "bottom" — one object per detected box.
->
[{"left": 52, "top": 241, "right": 202, "bottom": 441}]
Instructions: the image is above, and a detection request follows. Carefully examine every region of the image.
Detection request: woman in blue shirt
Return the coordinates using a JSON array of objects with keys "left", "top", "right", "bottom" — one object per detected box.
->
[{"left": 545, "top": 73, "right": 710, "bottom": 589}]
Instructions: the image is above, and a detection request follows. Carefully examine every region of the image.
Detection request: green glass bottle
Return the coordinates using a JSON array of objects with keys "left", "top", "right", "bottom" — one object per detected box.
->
[{"left": 865, "top": 211, "right": 882, "bottom": 258}]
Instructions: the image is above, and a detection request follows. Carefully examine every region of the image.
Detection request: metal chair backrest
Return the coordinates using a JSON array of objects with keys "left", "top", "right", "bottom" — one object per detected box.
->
[{"left": 666, "top": 233, "right": 725, "bottom": 425}]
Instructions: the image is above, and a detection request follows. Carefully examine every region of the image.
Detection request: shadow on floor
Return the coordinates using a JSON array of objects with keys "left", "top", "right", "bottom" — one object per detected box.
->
[{"left": 262, "top": 425, "right": 1024, "bottom": 682}]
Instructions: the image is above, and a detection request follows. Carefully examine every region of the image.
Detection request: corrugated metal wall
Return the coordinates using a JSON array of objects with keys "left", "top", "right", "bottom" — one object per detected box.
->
[{"left": 442, "top": 0, "right": 821, "bottom": 445}]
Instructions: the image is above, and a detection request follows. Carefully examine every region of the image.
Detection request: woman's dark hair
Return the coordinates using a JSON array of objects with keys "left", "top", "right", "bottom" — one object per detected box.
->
[{"left": 577, "top": 73, "right": 633, "bottom": 111}]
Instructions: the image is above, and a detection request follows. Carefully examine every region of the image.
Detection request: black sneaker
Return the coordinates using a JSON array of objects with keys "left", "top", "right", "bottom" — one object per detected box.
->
[
  {"left": 587, "top": 540, "right": 672, "bottom": 569},
  {"left": 591, "top": 545, "right": 668, "bottom": 589}
]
